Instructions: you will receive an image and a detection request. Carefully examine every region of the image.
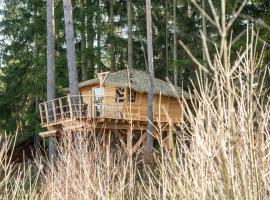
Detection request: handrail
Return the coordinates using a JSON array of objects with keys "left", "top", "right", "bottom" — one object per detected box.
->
[{"left": 39, "top": 95, "right": 126, "bottom": 125}]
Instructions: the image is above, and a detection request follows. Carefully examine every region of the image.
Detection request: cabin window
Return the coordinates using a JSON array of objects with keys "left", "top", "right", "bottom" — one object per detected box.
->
[
  {"left": 92, "top": 87, "right": 104, "bottom": 117},
  {"left": 115, "top": 87, "right": 125, "bottom": 103},
  {"left": 93, "top": 87, "right": 104, "bottom": 103},
  {"left": 128, "top": 89, "right": 136, "bottom": 103}
]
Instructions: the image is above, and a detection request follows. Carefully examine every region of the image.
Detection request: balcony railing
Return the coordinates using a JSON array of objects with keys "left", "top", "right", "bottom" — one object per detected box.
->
[{"left": 39, "top": 95, "right": 125, "bottom": 126}]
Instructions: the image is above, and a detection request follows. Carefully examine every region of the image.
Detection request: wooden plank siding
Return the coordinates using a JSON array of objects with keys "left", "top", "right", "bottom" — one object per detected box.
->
[{"left": 79, "top": 85, "right": 182, "bottom": 123}]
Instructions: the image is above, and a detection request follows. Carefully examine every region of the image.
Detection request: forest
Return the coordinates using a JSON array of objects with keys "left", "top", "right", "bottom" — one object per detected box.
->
[{"left": 0, "top": 0, "right": 270, "bottom": 199}]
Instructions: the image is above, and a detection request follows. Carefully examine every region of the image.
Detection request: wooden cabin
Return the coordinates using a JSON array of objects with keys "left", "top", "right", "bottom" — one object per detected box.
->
[{"left": 39, "top": 69, "right": 190, "bottom": 154}]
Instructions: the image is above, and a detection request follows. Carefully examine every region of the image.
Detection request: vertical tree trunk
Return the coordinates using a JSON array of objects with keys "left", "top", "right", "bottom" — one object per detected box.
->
[
  {"left": 165, "top": 0, "right": 169, "bottom": 78},
  {"left": 86, "top": 0, "right": 95, "bottom": 79},
  {"left": 145, "top": 0, "right": 154, "bottom": 156},
  {"left": 80, "top": 0, "right": 87, "bottom": 81},
  {"left": 97, "top": 0, "right": 101, "bottom": 72},
  {"left": 202, "top": 0, "right": 207, "bottom": 71},
  {"left": 127, "top": 0, "right": 133, "bottom": 69},
  {"left": 63, "top": 0, "right": 79, "bottom": 96},
  {"left": 109, "top": 0, "right": 116, "bottom": 71},
  {"left": 173, "top": 0, "right": 178, "bottom": 86},
  {"left": 34, "top": 9, "right": 40, "bottom": 150},
  {"left": 47, "top": 0, "right": 56, "bottom": 162},
  {"left": 34, "top": 9, "right": 39, "bottom": 114}
]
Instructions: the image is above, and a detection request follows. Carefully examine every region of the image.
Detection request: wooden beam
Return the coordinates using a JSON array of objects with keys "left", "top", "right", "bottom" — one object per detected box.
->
[
  {"left": 52, "top": 100, "right": 57, "bottom": 122},
  {"left": 39, "top": 103, "right": 44, "bottom": 124},
  {"left": 44, "top": 102, "right": 49, "bottom": 124},
  {"left": 68, "top": 94, "right": 73, "bottom": 118},
  {"left": 59, "top": 98, "right": 64, "bottom": 120},
  {"left": 97, "top": 71, "right": 110, "bottom": 86},
  {"left": 127, "top": 129, "right": 132, "bottom": 157},
  {"left": 93, "top": 121, "right": 172, "bottom": 131},
  {"left": 63, "top": 124, "right": 84, "bottom": 131},
  {"left": 39, "top": 130, "right": 57, "bottom": 138}
]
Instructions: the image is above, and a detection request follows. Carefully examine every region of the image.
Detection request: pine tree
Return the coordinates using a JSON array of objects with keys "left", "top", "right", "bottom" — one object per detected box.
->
[
  {"left": 63, "top": 0, "right": 79, "bottom": 96},
  {"left": 145, "top": 0, "right": 154, "bottom": 156},
  {"left": 47, "top": 0, "right": 56, "bottom": 161}
]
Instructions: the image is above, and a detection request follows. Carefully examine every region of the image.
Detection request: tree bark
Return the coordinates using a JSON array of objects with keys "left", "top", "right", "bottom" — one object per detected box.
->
[
  {"left": 127, "top": 0, "right": 133, "bottom": 69},
  {"left": 63, "top": 0, "right": 79, "bottom": 96},
  {"left": 202, "top": 0, "right": 208, "bottom": 71},
  {"left": 165, "top": 0, "right": 169, "bottom": 78},
  {"left": 86, "top": 0, "right": 95, "bottom": 79},
  {"left": 47, "top": 0, "right": 56, "bottom": 162},
  {"left": 173, "top": 0, "right": 178, "bottom": 86},
  {"left": 80, "top": 0, "right": 87, "bottom": 81},
  {"left": 97, "top": 0, "right": 101, "bottom": 72},
  {"left": 145, "top": 0, "right": 154, "bottom": 156},
  {"left": 34, "top": 9, "right": 40, "bottom": 150},
  {"left": 109, "top": 0, "right": 116, "bottom": 71}
]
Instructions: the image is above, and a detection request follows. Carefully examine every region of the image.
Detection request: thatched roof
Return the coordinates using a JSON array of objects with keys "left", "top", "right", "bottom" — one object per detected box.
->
[{"left": 71, "top": 69, "right": 190, "bottom": 99}]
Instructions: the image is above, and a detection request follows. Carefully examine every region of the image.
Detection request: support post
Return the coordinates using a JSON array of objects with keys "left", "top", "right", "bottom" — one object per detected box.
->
[
  {"left": 59, "top": 98, "right": 64, "bottom": 120},
  {"left": 68, "top": 94, "right": 73, "bottom": 118},
  {"left": 166, "top": 123, "right": 177, "bottom": 163},
  {"left": 44, "top": 102, "right": 49, "bottom": 124},
  {"left": 52, "top": 100, "right": 57, "bottom": 122},
  {"left": 127, "top": 129, "right": 133, "bottom": 157},
  {"left": 39, "top": 103, "right": 44, "bottom": 124}
]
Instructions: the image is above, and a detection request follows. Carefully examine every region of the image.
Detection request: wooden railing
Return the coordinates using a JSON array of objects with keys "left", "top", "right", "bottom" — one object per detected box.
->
[{"left": 39, "top": 95, "right": 125, "bottom": 126}]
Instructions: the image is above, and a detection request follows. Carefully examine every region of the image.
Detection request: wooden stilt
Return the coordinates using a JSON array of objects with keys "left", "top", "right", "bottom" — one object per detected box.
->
[
  {"left": 164, "top": 123, "right": 177, "bottom": 162},
  {"left": 127, "top": 129, "right": 133, "bottom": 157},
  {"left": 106, "top": 130, "right": 112, "bottom": 152},
  {"left": 168, "top": 124, "right": 173, "bottom": 150}
]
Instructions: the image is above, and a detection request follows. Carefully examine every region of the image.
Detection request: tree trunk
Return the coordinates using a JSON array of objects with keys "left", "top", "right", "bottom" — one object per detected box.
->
[
  {"left": 173, "top": 0, "right": 178, "bottom": 86},
  {"left": 202, "top": 0, "right": 208, "bottom": 71},
  {"left": 34, "top": 9, "right": 40, "bottom": 150},
  {"left": 85, "top": 0, "right": 95, "bottom": 79},
  {"left": 165, "top": 0, "right": 169, "bottom": 78},
  {"left": 47, "top": 0, "right": 56, "bottom": 162},
  {"left": 80, "top": 0, "right": 87, "bottom": 81},
  {"left": 97, "top": 0, "right": 101, "bottom": 72},
  {"left": 34, "top": 10, "right": 39, "bottom": 114},
  {"left": 109, "top": 0, "right": 116, "bottom": 71},
  {"left": 63, "top": 0, "right": 79, "bottom": 96},
  {"left": 145, "top": 0, "right": 154, "bottom": 156},
  {"left": 127, "top": 0, "right": 133, "bottom": 69}
]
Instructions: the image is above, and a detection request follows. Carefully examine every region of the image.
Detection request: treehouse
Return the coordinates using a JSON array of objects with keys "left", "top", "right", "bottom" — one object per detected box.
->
[{"left": 39, "top": 69, "right": 190, "bottom": 154}]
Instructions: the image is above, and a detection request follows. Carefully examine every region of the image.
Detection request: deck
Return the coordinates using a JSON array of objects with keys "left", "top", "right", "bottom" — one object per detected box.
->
[
  {"left": 39, "top": 95, "right": 174, "bottom": 151},
  {"left": 39, "top": 95, "right": 126, "bottom": 127}
]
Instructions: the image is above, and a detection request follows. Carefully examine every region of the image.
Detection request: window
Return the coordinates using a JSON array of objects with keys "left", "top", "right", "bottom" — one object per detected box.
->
[
  {"left": 93, "top": 87, "right": 104, "bottom": 104},
  {"left": 115, "top": 87, "right": 125, "bottom": 103},
  {"left": 128, "top": 89, "right": 136, "bottom": 103},
  {"left": 92, "top": 87, "right": 105, "bottom": 117}
]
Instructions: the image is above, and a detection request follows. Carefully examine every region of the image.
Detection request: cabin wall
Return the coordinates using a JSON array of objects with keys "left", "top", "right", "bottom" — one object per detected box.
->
[
  {"left": 104, "top": 86, "right": 123, "bottom": 118},
  {"left": 123, "top": 93, "right": 182, "bottom": 123},
  {"left": 77, "top": 85, "right": 182, "bottom": 123},
  {"left": 79, "top": 85, "right": 122, "bottom": 118}
]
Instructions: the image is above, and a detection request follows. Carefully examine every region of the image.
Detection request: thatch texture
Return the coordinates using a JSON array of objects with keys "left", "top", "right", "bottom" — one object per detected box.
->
[{"left": 69, "top": 69, "right": 190, "bottom": 99}]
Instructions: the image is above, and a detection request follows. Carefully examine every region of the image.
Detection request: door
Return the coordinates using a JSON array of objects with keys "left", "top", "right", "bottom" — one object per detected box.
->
[{"left": 92, "top": 87, "right": 104, "bottom": 118}]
